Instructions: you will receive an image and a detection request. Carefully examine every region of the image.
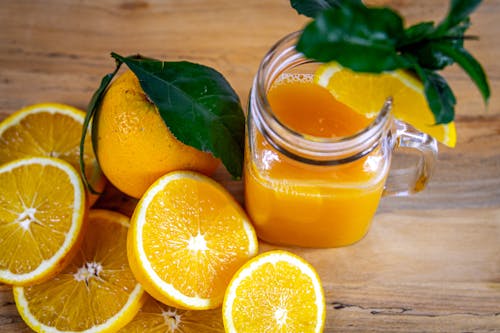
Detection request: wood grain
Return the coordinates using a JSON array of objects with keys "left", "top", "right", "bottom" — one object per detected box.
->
[{"left": 1, "top": 0, "right": 499, "bottom": 332}]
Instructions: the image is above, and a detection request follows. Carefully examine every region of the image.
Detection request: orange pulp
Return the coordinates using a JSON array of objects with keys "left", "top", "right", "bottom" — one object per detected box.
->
[{"left": 244, "top": 75, "right": 388, "bottom": 247}]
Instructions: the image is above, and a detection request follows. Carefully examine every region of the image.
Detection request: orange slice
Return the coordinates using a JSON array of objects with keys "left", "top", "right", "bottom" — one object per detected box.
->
[
  {"left": 314, "top": 62, "right": 456, "bottom": 147},
  {"left": 0, "top": 103, "right": 106, "bottom": 205},
  {"left": 13, "top": 209, "right": 145, "bottom": 333},
  {"left": 0, "top": 157, "right": 86, "bottom": 285},
  {"left": 119, "top": 293, "right": 224, "bottom": 332},
  {"left": 128, "top": 171, "right": 258, "bottom": 310},
  {"left": 223, "top": 250, "right": 325, "bottom": 333}
]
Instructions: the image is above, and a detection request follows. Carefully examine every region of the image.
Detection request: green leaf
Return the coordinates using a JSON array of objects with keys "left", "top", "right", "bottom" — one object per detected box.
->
[
  {"left": 432, "top": 43, "right": 490, "bottom": 104},
  {"left": 111, "top": 53, "right": 245, "bottom": 179},
  {"left": 402, "top": 41, "right": 456, "bottom": 70},
  {"left": 402, "top": 21, "right": 436, "bottom": 45},
  {"left": 399, "top": 22, "right": 449, "bottom": 69},
  {"left": 438, "top": 0, "right": 482, "bottom": 31},
  {"left": 290, "top": 0, "right": 360, "bottom": 18},
  {"left": 413, "top": 64, "right": 456, "bottom": 124},
  {"left": 400, "top": 16, "right": 472, "bottom": 70},
  {"left": 79, "top": 60, "right": 122, "bottom": 193},
  {"left": 296, "top": 3, "right": 408, "bottom": 72}
]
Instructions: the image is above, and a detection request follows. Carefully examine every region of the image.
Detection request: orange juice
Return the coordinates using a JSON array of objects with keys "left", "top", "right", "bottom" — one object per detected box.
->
[{"left": 244, "top": 74, "right": 389, "bottom": 247}]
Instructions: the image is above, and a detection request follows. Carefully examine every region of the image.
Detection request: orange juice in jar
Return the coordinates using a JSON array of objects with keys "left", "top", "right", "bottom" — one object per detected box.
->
[{"left": 244, "top": 32, "right": 437, "bottom": 248}]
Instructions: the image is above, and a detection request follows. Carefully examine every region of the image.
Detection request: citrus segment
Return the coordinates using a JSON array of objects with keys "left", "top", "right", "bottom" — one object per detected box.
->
[
  {"left": 13, "top": 209, "right": 145, "bottom": 333},
  {"left": 223, "top": 250, "right": 325, "bottom": 333},
  {"left": 94, "top": 70, "right": 219, "bottom": 199},
  {"left": 0, "top": 157, "right": 86, "bottom": 285},
  {"left": 0, "top": 103, "right": 106, "bottom": 205},
  {"left": 314, "top": 62, "right": 456, "bottom": 147},
  {"left": 119, "top": 294, "right": 224, "bottom": 332},
  {"left": 128, "top": 171, "right": 258, "bottom": 310}
]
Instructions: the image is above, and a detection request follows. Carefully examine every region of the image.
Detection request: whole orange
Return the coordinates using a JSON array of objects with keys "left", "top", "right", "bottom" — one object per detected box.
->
[{"left": 94, "top": 70, "right": 219, "bottom": 198}]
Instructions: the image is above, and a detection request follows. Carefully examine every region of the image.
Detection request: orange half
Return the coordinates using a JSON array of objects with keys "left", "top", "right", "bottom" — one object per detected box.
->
[
  {"left": 14, "top": 209, "right": 145, "bottom": 332},
  {"left": 0, "top": 157, "right": 86, "bottom": 285},
  {"left": 128, "top": 171, "right": 258, "bottom": 310},
  {"left": 0, "top": 103, "right": 106, "bottom": 205},
  {"left": 223, "top": 250, "right": 325, "bottom": 333}
]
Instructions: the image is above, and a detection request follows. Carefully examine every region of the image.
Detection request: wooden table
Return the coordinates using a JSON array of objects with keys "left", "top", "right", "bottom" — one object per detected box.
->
[{"left": 1, "top": 1, "right": 499, "bottom": 332}]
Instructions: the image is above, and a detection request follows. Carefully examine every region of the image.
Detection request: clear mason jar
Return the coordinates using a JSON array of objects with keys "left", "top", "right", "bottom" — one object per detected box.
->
[{"left": 244, "top": 31, "right": 438, "bottom": 248}]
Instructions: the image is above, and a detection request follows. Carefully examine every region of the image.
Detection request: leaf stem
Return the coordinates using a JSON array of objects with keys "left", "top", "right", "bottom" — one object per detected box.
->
[
  {"left": 79, "top": 59, "right": 122, "bottom": 194},
  {"left": 398, "top": 35, "right": 478, "bottom": 49}
]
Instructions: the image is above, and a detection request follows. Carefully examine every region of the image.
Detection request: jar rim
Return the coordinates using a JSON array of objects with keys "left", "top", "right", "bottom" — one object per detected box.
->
[{"left": 250, "top": 30, "right": 392, "bottom": 165}]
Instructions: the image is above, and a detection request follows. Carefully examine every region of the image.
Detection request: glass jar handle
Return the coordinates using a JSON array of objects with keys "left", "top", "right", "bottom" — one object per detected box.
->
[{"left": 383, "top": 120, "right": 438, "bottom": 197}]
